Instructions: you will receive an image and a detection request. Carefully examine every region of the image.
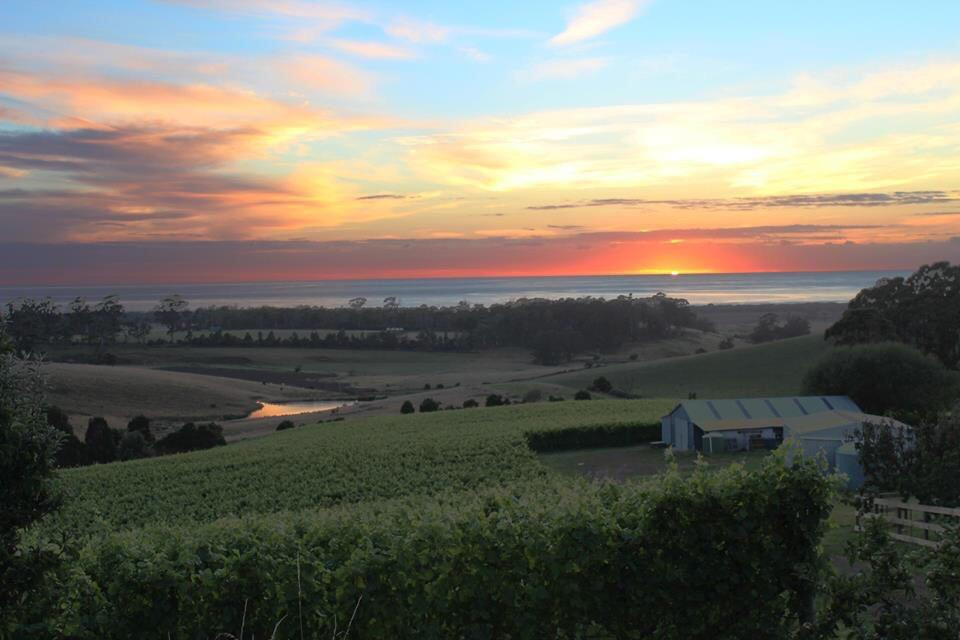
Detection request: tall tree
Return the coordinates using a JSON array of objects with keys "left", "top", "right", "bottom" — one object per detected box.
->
[
  {"left": 91, "top": 295, "right": 124, "bottom": 350},
  {"left": 0, "top": 324, "right": 61, "bottom": 613},
  {"left": 66, "top": 297, "right": 92, "bottom": 344},
  {"left": 154, "top": 294, "right": 189, "bottom": 342}
]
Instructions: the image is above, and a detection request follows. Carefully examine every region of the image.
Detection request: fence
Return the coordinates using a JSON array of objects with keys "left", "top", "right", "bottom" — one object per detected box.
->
[{"left": 859, "top": 495, "right": 960, "bottom": 549}]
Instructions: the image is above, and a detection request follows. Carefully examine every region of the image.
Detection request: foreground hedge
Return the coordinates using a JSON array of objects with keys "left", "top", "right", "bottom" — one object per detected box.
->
[
  {"left": 15, "top": 453, "right": 833, "bottom": 639},
  {"left": 525, "top": 423, "right": 662, "bottom": 452}
]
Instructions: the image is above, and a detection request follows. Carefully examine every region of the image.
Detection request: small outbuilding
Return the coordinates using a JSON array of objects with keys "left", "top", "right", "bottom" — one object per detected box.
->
[
  {"left": 660, "top": 396, "right": 912, "bottom": 489},
  {"left": 660, "top": 396, "right": 861, "bottom": 453}
]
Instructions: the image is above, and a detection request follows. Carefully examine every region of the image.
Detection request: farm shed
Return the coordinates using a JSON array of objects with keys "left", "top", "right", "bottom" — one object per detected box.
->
[
  {"left": 660, "top": 396, "right": 860, "bottom": 453},
  {"left": 785, "top": 411, "right": 912, "bottom": 488},
  {"left": 660, "top": 397, "right": 911, "bottom": 489}
]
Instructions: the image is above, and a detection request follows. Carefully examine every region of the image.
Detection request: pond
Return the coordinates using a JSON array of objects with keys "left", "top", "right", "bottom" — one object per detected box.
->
[{"left": 246, "top": 400, "right": 351, "bottom": 419}]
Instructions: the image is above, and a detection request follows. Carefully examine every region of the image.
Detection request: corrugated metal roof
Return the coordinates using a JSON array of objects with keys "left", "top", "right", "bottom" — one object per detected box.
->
[
  {"left": 784, "top": 410, "right": 910, "bottom": 436},
  {"left": 672, "top": 396, "right": 859, "bottom": 426},
  {"left": 689, "top": 409, "right": 909, "bottom": 435}
]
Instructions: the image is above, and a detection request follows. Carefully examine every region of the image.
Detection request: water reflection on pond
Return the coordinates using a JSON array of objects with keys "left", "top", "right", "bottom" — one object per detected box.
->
[{"left": 247, "top": 400, "right": 350, "bottom": 419}]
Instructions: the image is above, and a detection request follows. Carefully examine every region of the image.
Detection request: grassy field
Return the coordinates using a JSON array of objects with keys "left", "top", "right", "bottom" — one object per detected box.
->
[
  {"left": 40, "top": 398, "right": 676, "bottom": 538},
  {"left": 44, "top": 362, "right": 323, "bottom": 435},
  {"left": 545, "top": 334, "right": 833, "bottom": 398}
]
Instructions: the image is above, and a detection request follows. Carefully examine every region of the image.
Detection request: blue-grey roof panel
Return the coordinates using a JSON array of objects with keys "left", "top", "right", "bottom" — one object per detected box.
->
[{"left": 667, "top": 396, "right": 861, "bottom": 426}]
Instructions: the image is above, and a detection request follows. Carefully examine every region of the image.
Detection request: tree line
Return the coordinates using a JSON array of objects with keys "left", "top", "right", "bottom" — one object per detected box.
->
[{"left": 3, "top": 292, "right": 714, "bottom": 362}]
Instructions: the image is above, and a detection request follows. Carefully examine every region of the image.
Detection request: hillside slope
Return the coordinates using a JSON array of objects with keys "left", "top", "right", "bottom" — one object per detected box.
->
[
  {"left": 547, "top": 334, "right": 832, "bottom": 398},
  {"left": 40, "top": 398, "right": 674, "bottom": 539}
]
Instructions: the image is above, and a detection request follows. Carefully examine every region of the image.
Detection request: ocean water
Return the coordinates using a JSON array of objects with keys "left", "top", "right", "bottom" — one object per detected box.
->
[{"left": 0, "top": 271, "right": 907, "bottom": 311}]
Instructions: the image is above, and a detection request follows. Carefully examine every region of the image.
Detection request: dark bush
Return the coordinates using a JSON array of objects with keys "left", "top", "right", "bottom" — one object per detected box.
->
[
  {"left": 749, "top": 313, "right": 810, "bottom": 343},
  {"left": 803, "top": 342, "right": 960, "bottom": 421},
  {"left": 85, "top": 417, "right": 118, "bottom": 464},
  {"left": 118, "top": 431, "right": 152, "bottom": 460},
  {"left": 485, "top": 394, "right": 506, "bottom": 407},
  {"left": 574, "top": 390, "right": 592, "bottom": 401},
  {"left": 591, "top": 376, "right": 613, "bottom": 393},
  {"left": 718, "top": 337, "right": 734, "bottom": 350},
  {"left": 629, "top": 353, "right": 639, "bottom": 361},
  {"left": 522, "top": 389, "right": 543, "bottom": 403},
  {"left": 275, "top": 420, "right": 296, "bottom": 431},
  {"left": 462, "top": 399, "right": 479, "bottom": 409},
  {"left": 419, "top": 398, "right": 440, "bottom": 413},
  {"left": 400, "top": 400, "right": 415, "bottom": 414},
  {"left": 548, "top": 395, "right": 565, "bottom": 402},
  {"left": 156, "top": 422, "right": 226, "bottom": 455},
  {"left": 126, "top": 414, "right": 153, "bottom": 443},
  {"left": 1, "top": 342, "right": 61, "bottom": 617},
  {"left": 525, "top": 423, "right": 662, "bottom": 452},
  {"left": 46, "top": 406, "right": 89, "bottom": 468}
]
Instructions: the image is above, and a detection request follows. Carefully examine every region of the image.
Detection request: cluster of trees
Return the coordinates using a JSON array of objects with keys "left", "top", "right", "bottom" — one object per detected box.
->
[
  {"left": 748, "top": 313, "right": 810, "bottom": 343},
  {"left": 5, "top": 292, "right": 713, "bottom": 363},
  {"left": 825, "top": 262, "right": 960, "bottom": 368},
  {"left": 46, "top": 410, "right": 226, "bottom": 468},
  {"left": 187, "top": 293, "right": 714, "bottom": 361}
]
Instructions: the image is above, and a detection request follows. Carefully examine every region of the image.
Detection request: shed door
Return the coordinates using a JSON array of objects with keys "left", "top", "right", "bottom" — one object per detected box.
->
[{"left": 675, "top": 418, "right": 688, "bottom": 449}]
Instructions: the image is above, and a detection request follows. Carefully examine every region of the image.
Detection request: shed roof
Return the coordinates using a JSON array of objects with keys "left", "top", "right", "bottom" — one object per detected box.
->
[
  {"left": 668, "top": 396, "right": 859, "bottom": 427},
  {"left": 784, "top": 410, "right": 910, "bottom": 436}
]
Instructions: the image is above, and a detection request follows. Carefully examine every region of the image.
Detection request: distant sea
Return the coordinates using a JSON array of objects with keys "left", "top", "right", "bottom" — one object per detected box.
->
[{"left": 0, "top": 271, "right": 910, "bottom": 312}]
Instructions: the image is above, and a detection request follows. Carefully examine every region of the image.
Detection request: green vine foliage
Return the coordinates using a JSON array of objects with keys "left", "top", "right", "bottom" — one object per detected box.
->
[
  {"left": 0, "top": 331, "right": 61, "bottom": 631},
  {"left": 801, "top": 515, "right": 960, "bottom": 640},
  {"left": 16, "top": 453, "right": 833, "bottom": 639}
]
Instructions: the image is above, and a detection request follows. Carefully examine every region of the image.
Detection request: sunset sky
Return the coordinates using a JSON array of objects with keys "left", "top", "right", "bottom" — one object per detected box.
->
[{"left": 2, "top": 0, "right": 960, "bottom": 283}]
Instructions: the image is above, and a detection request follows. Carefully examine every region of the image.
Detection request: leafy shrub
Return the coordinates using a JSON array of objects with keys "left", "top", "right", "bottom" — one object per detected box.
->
[
  {"left": 117, "top": 431, "right": 152, "bottom": 461},
  {"left": 629, "top": 353, "right": 639, "bottom": 361},
  {"left": 0, "top": 339, "right": 60, "bottom": 620},
  {"left": 18, "top": 455, "right": 834, "bottom": 640},
  {"left": 156, "top": 422, "right": 225, "bottom": 454},
  {"left": 749, "top": 313, "right": 810, "bottom": 343},
  {"left": 484, "top": 394, "right": 506, "bottom": 407},
  {"left": 548, "top": 395, "right": 565, "bottom": 402},
  {"left": 802, "top": 342, "right": 960, "bottom": 421},
  {"left": 400, "top": 400, "right": 415, "bottom": 414},
  {"left": 46, "top": 406, "right": 88, "bottom": 468},
  {"left": 808, "top": 514, "right": 960, "bottom": 639},
  {"left": 574, "top": 390, "right": 592, "bottom": 401},
  {"left": 718, "top": 337, "right": 734, "bottom": 350},
  {"left": 275, "top": 420, "right": 296, "bottom": 431},
  {"left": 418, "top": 398, "right": 440, "bottom": 413},
  {"left": 85, "top": 416, "right": 118, "bottom": 464},
  {"left": 854, "top": 407, "right": 960, "bottom": 506},
  {"left": 462, "top": 399, "right": 478, "bottom": 409},
  {"left": 525, "top": 423, "right": 661, "bottom": 451},
  {"left": 126, "top": 414, "right": 153, "bottom": 442},
  {"left": 591, "top": 376, "right": 613, "bottom": 393},
  {"left": 522, "top": 389, "right": 542, "bottom": 403}
]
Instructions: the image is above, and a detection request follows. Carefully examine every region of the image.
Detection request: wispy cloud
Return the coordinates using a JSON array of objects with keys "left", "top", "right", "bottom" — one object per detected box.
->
[
  {"left": 518, "top": 57, "right": 610, "bottom": 81},
  {"left": 397, "top": 60, "right": 960, "bottom": 194},
  {"left": 550, "top": 0, "right": 648, "bottom": 46},
  {"left": 528, "top": 191, "right": 960, "bottom": 210},
  {"left": 326, "top": 38, "right": 417, "bottom": 60},
  {"left": 385, "top": 17, "right": 452, "bottom": 44}
]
